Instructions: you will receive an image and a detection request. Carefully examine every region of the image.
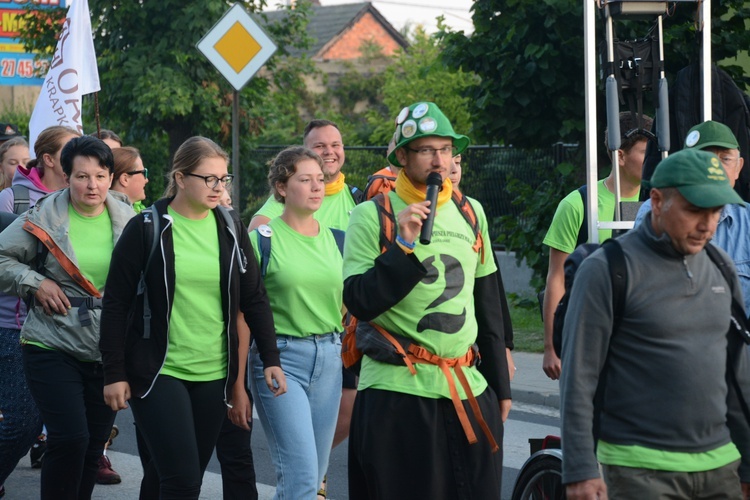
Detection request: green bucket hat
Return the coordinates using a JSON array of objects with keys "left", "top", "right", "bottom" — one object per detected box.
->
[
  {"left": 684, "top": 121, "right": 739, "bottom": 151},
  {"left": 387, "top": 102, "right": 470, "bottom": 168},
  {"left": 647, "top": 149, "right": 744, "bottom": 207}
]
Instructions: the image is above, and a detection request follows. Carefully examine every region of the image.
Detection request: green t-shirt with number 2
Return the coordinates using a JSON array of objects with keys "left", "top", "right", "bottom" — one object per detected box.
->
[{"left": 343, "top": 192, "right": 497, "bottom": 400}]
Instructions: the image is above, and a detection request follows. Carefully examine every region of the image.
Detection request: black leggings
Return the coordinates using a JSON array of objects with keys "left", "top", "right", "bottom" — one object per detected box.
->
[
  {"left": 130, "top": 375, "right": 226, "bottom": 500},
  {"left": 22, "top": 345, "right": 115, "bottom": 500}
]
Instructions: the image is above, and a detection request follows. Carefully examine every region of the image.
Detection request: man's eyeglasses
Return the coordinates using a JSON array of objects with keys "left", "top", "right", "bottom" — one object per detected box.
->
[
  {"left": 719, "top": 156, "right": 741, "bottom": 168},
  {"left": 406, "top": 146, "right": 458, "bottom": 158},
  {"left": 184, "top": 173, "right": 234, "bottom": 189},
  {"left": 128, "top": 168, "right": 148, "bottom": 179}
]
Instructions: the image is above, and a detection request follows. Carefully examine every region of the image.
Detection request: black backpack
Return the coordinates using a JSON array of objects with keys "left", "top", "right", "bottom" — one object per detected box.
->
[{"left": 552, "top": 239, "right": 626, "bottom": 358}]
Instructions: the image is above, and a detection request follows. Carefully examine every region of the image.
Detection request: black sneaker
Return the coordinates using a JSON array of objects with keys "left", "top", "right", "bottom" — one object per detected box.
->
[{"left": 30, "top": 436, "right": 47, "bottom": 469}]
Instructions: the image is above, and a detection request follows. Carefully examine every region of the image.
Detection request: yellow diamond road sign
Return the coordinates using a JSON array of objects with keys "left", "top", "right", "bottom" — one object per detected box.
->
[{"left": 197, "top": 3, "right": 277, "bottom": 91}]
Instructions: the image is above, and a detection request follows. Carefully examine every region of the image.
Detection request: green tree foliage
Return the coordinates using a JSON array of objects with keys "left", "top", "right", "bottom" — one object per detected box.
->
[
  {"left": 368, "top": 24, "right": 479, "bottom": 145},
  {"left": 19, "top": 0, "right": 314, "bottom": 204},
  {"left": 441, "top": 0, "right": 750, "bottom": 291}
]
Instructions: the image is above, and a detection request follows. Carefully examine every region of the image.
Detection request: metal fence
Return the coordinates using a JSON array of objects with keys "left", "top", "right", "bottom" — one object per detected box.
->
[{"left": 241, "top": 144, "right": 579, "bottom": 241}]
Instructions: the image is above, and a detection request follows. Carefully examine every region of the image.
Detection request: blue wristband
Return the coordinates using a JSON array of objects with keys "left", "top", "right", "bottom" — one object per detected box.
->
[{"left": 396, "top": 235, "right": 416, "bottom": 249}]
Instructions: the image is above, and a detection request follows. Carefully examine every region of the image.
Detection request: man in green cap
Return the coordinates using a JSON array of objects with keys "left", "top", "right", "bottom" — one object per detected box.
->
[
  {"left": 343, "top": 101, "right": 511, "bottom": 498},
  {"left": 635, "top": 120, "right": 750, "bottom": 314},
  {"left": 561, "top": 148, "right": 750, "bottom": 498}
]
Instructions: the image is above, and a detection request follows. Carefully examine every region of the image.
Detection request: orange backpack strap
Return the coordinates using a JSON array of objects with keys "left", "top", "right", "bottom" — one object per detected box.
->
[
  {"left": 372, "top": 193, "right": 397, "bottom": 254},
  {"left": 23, "top": 221, "right": 101, "bottom": 298},
  {"left": 371, "top": 321, "right": 499, "bottom": 452},
  {"left": 452, "top": 190, "right": 485, "bottom": 264}
]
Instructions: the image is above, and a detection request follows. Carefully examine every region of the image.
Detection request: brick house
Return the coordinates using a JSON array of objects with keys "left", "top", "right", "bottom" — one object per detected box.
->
[{"left": 265, "top": 2, "right": 408, "bottom": 61}]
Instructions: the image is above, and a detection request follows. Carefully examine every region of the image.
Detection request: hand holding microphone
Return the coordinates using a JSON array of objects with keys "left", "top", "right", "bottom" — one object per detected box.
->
[{"left": 420, "top": 172, "right": 443, "bottom": 245}]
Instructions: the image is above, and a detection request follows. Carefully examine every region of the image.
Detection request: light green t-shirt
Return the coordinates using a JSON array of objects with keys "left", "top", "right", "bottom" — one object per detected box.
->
[
  {"left": 543, "top": 179, "right": 640, "bottom": 254},
  {"left": 343, "top": 192, "right": 497, "bottom": 400},
  {"left": 250, "top": 218, "right": 343, "bottom": 337},
  {"left": 68, "top": 204, "right": 113, "bottom": 291},
  {"left": 597, "top": 440, "right": 740, "bottom": 472},
  {"left": 255, "top": 188, "right": 356, "bottom": 231},
  {"left": 161, "top": 207, "right": 226, "bottom": 381}
]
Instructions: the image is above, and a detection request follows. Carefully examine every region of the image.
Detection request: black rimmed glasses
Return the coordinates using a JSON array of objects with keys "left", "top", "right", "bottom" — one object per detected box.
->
[
  {"left": 128, "top": 168, "right": 148, "bottom": 179},
  {"left": 406, "top": 145, "right": 458, "bottom": 158},
  {"left": 184, "top": 173, "right": 234, "bottom": 189}
]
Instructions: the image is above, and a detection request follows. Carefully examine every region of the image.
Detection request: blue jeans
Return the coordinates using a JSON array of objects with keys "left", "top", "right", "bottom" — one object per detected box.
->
[
  {"left": 0, "top": 327, "right": 42, "bottom": 485},
  {"left": 250, "top": 333, "right": 342, "bottom": 500}
]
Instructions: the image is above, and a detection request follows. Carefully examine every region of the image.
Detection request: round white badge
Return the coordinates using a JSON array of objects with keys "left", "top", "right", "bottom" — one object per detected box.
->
[
  {"left": 685, "top": 130, "right": 700, "bottom": 148},
  {"left": 396, "top": 107, "right": 409, "bottom": 125},
  {"left": 401, "top": 120, "right": 417, "bottom": 138},
  {"left": 258, "top": 224, "right": 273, "bottom": 237},
  {"left": 418, "top": 117, "right": 437, "bottom": 133},
  {"left": 394, "top": 126, "right": 401, "bottom": 143},
  {"left": 412, "top": 103, "right": 429, "bottom": 119}
]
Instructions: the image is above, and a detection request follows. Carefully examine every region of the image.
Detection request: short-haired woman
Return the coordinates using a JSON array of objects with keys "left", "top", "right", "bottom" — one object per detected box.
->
[
  {"left": 111, "top": 146, "right": 149, "bottom": 213},
  {"left": 100, "top": 136, "right": 286, "bottom": 500},
  {"left": 0, "top": 135, "right": 135, "bottom": 499},
  {"left": 249, "top": 146, "right": 344, "bottom": 499}
]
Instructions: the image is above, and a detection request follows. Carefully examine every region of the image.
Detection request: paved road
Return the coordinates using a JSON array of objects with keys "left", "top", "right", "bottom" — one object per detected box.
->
[{"left": 3, "top": 401, "right": 559, "bottom": 500}]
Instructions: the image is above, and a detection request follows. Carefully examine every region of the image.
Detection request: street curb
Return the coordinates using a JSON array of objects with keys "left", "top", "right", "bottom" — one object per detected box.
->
[{"left": 512, "top": 389, "right": 560, "bottom": 410}]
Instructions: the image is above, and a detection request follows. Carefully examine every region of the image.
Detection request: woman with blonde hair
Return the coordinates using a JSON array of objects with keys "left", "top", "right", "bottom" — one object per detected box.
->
[
  {"left": 100, "top": 136, "right": 285, "bottom": 499},
  {"left": 0, "top": 137, "right": 30, "bottom": 190}
]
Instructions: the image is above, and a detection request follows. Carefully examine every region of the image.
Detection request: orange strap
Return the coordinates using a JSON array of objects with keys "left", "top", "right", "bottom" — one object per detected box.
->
[
  {"left": 23, "top": 221, "right": 101, "bottom": 298},
  {"left": 370, "top": 323, "right": 499, "bottom": 452}
]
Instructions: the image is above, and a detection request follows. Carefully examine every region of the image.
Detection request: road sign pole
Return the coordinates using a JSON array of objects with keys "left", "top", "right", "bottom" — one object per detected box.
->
[{"left": 232, "top": 89, "right": 240, "bottom": 205}]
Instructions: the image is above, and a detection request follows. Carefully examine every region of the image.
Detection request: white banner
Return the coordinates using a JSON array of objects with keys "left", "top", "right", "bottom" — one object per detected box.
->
[{"left": 28, "top": 0, "right": 99, "bottom": 157}]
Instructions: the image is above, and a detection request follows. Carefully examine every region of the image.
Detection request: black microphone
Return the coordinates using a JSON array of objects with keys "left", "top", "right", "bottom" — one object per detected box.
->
[{"left": 420, "top": 172, "right": 443, "bottom": 245}]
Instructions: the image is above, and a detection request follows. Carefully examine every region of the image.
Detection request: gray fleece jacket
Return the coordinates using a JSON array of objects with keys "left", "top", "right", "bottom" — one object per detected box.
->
[
  {"left": 0, "top": 189, "right": 135, "bottom": 361},
  {"left": 560, "top": 214, "right": 750, "bottom": 485}
]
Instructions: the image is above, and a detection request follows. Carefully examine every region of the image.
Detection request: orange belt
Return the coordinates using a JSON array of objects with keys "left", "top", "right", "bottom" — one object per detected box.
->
[{"left": 371, "top": 323, "right": 499, "bottom": 453}]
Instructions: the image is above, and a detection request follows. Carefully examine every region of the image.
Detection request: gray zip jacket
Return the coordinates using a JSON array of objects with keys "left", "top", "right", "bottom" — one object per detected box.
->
[
  {"left": 560, "top": 215, "right": 750, "bottom": 485},
  {"left": 0, "top": 189, "right": 135, "bottom": 361}
]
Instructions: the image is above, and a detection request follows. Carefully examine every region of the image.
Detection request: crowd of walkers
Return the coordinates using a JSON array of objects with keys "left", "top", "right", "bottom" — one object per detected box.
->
[{"left": 0, "top": 102, "right": 515, "bottom": 500}]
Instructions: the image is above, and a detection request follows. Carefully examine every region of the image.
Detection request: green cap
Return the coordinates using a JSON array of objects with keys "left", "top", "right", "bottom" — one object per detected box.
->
[
  {"left": 684, "top": 121, "right": 739, "bottom": 151},
  {"left": 388, "top": 102, "right": 470, "bottom": 168},
  {"left": 648, "top": 149, "right": 745, "bottom": 207}
]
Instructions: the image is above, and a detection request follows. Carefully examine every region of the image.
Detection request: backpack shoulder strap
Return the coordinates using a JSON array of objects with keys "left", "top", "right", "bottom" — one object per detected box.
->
[
  {"left": 373, "top": 193, "right": 396, "bottom": 254},
  {"left": 256, "top": 227, "right": 272, "bottom": 278},
  {"left": 139, "top": 206, "right": 160, "bottom": 339},
  {"left": 577, "top": 185, "right": 589, "bottom": 247},
  {"left": 11, "top": 184, "right": 29, "bottom": 215},
  {"left": 330, "top": 228, "right": 345, "bottom": 256},
  {"left": 451, "top": 190, "right": 485, "bottom": 263},
  {"left": 348, "top": 184, "right": 366, "bottom": 205},
  {"left": 602, "top": 239, "right": 627, "bottom": 332}
]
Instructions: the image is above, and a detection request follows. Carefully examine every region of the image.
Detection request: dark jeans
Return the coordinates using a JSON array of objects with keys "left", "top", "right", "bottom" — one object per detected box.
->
[
  {"left": 22, "top": 344, "right": 115, "bottom": 500},
  {"left": 0, "top": 327, "right": 42, "bottom": 485},
  {"left": 130, "top": 375, "right": 226, "bottom": 500},
  {"left": 216, "top": 395, "right": 258, "bottom": 500}
]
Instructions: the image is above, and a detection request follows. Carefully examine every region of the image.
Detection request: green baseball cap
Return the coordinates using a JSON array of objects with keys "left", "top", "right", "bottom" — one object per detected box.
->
[
  {"left": 388, "top": 102, "right": 470, "bottom": 168},
  {"left": 647, "top": 149, "right": 745, "bottom": 207},
  {"left": 684, "top": 121, "right": 740, "bottom": 151}
]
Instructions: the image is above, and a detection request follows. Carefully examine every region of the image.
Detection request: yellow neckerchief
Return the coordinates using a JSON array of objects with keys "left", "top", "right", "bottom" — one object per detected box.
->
[
  {"left": 325, "top": 172, "right": 346, "bottom": 196},
  {"left": 394, "top": 169, "right": 452, "bottom": 207}
]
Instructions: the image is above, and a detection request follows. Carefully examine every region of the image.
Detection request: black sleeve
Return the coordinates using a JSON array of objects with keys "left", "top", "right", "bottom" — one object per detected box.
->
[
  {"left": 474, "top": 270, "right": 511, "bottom": 401},
  {"left": 100, "top": 214, "right": 146, "bottom": 385},
  {"left": 491, "top": 250, "right": 514, "bottom": 349},
  {"left": 237, "top": 218, "right": 280, "bottom": 369},
  {"left": 343, "top": 245, "right": 426, "bottom": 321}
]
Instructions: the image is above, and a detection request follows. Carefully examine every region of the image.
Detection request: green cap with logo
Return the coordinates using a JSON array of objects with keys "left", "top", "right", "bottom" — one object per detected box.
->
[
  {"left": 647, "top": 148, "right": 744, "bottom": 207},
  {"left": 684, "top": 121, "right": 740, "bottom": 151},
  {"left": 388, "top": 102, "right": 470, "bottom": 168}
]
